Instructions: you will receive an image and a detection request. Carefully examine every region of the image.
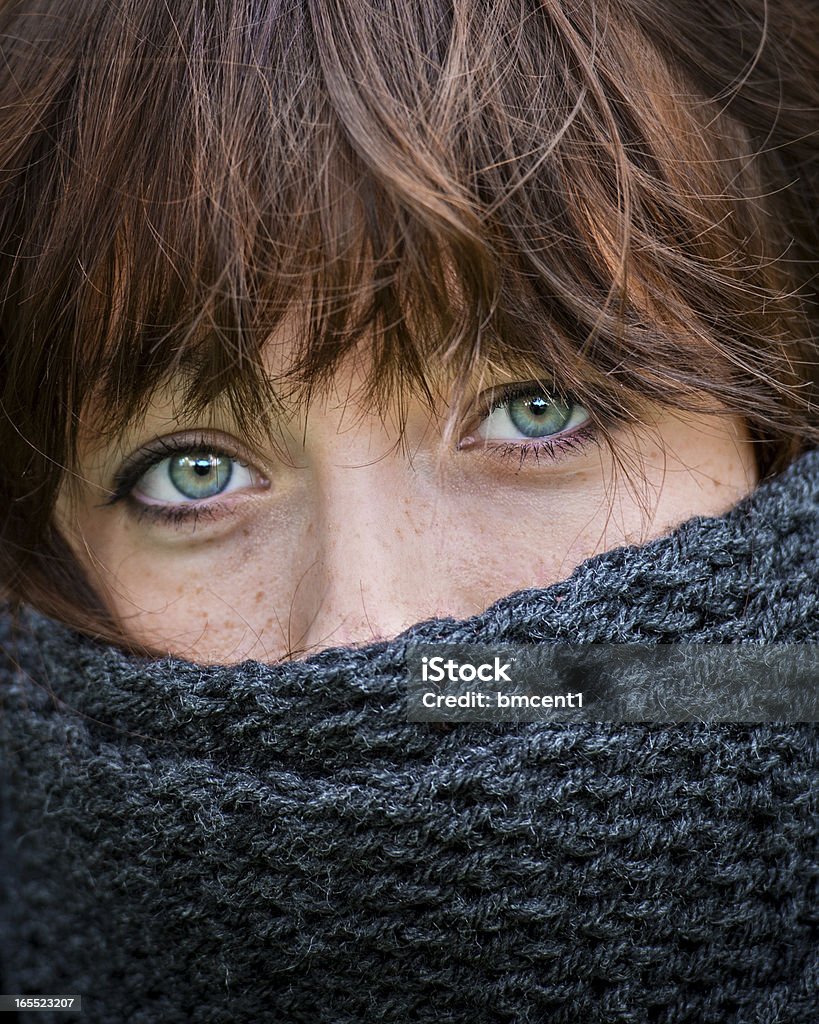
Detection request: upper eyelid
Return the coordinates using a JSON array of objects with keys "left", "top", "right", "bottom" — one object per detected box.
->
[
  {"left": 478, "top": 380, "right": 567, "bottom": 413},
  {"left": 114, "top": 437, "right": 230, "bottom": 482},
  {"left": 107, "top": 431, "right": 260, "bottom": 503}
]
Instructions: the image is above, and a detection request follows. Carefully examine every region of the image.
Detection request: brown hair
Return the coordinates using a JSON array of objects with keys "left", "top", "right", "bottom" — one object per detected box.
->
[{"left": 1, "top": 0, "right": 818, "bottom": 639}]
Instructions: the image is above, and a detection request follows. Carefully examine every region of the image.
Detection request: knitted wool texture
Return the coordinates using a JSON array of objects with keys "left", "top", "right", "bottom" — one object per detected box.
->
[{"left": 1, "top": 450, "right": 817, "bottom": 1024}]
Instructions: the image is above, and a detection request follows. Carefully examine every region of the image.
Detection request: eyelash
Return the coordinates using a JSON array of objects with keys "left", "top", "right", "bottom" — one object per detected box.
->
[
  {"left": 471, "top": 382, "right": 601, "bottom": 467},
  {"left": 488, "top": 431, "right": 599, "bottom": 469},
  {"left": 105, "top": 434, "right": 247, "bottom": 526}
]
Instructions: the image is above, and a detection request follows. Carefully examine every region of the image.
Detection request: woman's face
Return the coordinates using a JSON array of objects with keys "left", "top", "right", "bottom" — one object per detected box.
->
[{"left": 58, "top": 343, "right": 758, "bottom": 663}]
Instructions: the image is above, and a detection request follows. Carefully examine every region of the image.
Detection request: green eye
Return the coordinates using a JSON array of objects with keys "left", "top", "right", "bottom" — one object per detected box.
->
[
  {"left": 132, "top": 448, "right": 260, "bottom": 505},
  {"left": 475, "top": 386, "right": 589, "bottom": 442},
  {"left": 506, "top": 393, "right": 573, "bottom": 438},
  {"left": 168, "top": 452, "right": 233, "bottom": 500}
]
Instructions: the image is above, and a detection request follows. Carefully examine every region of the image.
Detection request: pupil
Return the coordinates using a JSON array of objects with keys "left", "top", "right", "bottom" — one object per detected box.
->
[{"left": 528, "top": 397, "right": 549, "bottom": 416}]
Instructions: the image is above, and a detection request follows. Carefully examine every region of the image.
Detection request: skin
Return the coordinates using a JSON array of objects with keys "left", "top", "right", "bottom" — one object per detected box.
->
[{"left": 58, "top": 348, "right": 759, "bottom": 664}]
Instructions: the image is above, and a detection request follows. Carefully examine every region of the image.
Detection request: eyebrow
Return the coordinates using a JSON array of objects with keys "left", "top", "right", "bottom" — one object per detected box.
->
[{"left": 87, "top": 361, "right": 270, "bottom": 457}]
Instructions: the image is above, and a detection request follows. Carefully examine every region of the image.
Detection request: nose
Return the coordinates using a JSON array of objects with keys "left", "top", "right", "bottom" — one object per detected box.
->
[{"left": 290, "top": 461, "right": 443, "bottom": 653}]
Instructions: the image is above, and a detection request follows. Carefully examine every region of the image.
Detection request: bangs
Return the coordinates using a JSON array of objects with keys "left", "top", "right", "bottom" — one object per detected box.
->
[
  {"left": 64, "top": 0, "right": 649, "bottom": 440},
  {"left": 1, "top": 0, "right": 815, "bottom": 473}
]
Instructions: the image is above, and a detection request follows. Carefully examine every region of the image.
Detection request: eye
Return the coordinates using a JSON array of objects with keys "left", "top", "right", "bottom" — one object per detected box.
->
[
  {"left": 105, "top": 436, "right": 271, "bottom": 526},
  {"left": 133, "top": 450, "right": 260, "bottom": 505},
  {"left": 473, "top": 384, "right": 590, "bottom": 442}
]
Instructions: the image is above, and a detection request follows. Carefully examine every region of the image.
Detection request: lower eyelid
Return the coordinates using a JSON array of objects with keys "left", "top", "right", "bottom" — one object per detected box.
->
[
  {"left": 461, "top": 423, "right": 600, "bottom": 465},
  {"left": 124, "top": 486, "right": 270, "bottom": 530}
]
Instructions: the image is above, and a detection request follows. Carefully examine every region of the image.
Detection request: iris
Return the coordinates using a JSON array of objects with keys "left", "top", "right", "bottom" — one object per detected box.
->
[
  {"left": 506, "top": 394, "right": 572, "bottom": 438},
  {"left": 167, "top": 453, "right": 233, "bottom": 500}
]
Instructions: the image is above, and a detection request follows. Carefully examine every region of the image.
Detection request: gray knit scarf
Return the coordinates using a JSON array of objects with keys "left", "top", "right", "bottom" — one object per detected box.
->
[{"left": 1, "top": 450, "right": 817, "bottom": 1024}]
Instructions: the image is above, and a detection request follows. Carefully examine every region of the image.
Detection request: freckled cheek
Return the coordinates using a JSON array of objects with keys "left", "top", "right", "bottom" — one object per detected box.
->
[
  {"left": 85, "top": 462, "right": 630, "bottom": 653},
  {"left": 96, "top": 523, "right": 302, "bottom": 650},
  {"left": 423, "top": 478, "right": 614, "bottom": 602}
]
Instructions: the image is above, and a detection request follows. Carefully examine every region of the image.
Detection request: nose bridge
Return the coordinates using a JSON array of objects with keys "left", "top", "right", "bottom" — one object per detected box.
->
[{"left": 295, "top": 459, "right": 430, "bottom": 650}]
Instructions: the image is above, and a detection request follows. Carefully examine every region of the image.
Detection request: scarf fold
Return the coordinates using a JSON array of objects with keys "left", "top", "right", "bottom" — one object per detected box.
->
[{"left": 1, "top": 450, "right": 817, "bottom": 1024}]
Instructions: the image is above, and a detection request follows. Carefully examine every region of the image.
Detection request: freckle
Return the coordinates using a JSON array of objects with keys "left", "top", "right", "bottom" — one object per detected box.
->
[{"left": 255, "top": 591, "right": 264, "bottom": 604}]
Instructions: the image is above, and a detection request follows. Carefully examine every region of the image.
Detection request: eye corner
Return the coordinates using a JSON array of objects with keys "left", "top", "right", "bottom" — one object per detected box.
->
[
  {"left": 455, "top": 433, "right": 479, "bottom": 452},
  {"left": 107, "top": 434, "right": 271, "bottom": 523}
]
